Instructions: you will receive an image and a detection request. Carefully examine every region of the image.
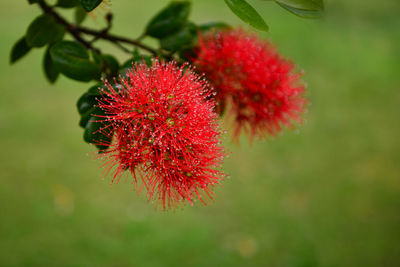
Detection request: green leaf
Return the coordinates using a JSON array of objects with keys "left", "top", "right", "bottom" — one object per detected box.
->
[
  {"left": 79, "top": 106, "right": 95, "bottom": 128},
  {"left": 88, "top": 84, "right": 106, "bottom": 95},
  {"left": 275, "top": 0, "right": 323, "bottom": 10},
  {"left": 74, "top": 6, "right": 87, "bottom": 24},
  {"left": 50, "top": 41, "right": 102, "bottom": 82},
  {"left": 26, "top": 14, "right": 65, "bottom": 47},
  {"left": 78, "top": 0, "right": 102, "bottom": 12},
  {"left": 274, "top": 0, "right": 324, "bottom": 18},
  {"left": 10, "top": 37, "right": 32, "bottom": 64},
  {"left": 145, "top": 1, "right": 191, "bottom": 38},
  {"left": 275, "top": 1, "right": 323, "bottom": 18},
  {"left": 77, "top": 92, "right": 97, "bottom": 116},
  {"left": 83, "top": 115, "right": 101, "bottom": 142},
  {"left": 27, "top": 0, "right": 41, "bottom": 4},
  {"left": 160, "top": 23, "right": 197, "bottom": 52},
  {"left": 56, "top": 0, "right": 80, "bottom": 8},
  {"left": 43, "top": 46, "right": 60, "bottom": 83},
  {"left": 90, "top": 51, "right": 120, "bottom": 77},
  {"left": 77, "top": 87, "right": 105, "bottom": 128},
  {"left": 224, "top": 0, "right": 269, "bottom": 31},
  {"left": 79, "top": 104, "right": 107, "bottom": 129},
  {"left": 78, "top": 84, "right": 118, "bottom": 122},
  {"left": 78, "top": 83, "right": 117, "bottom": 107},
  {"left": 77, "top": 88, "right": 113, "bottom": 151},
  {"left": 88, "top": 83, "right": 120, "bottom": 94},
  {"left": 90, "top": 50, "right": 103, "bottom": 66},
  {"left": 102, "top": 54, "right": 119, "bottom": 77},
  {"left": 84, "top": 114, "right": 112, "bottom": 150}
]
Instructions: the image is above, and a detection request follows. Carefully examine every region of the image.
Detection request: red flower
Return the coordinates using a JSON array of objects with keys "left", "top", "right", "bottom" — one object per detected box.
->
[
  {"left": 191, "top": 29, "right": 307, "bottom": 140},
  {"left": 96, "top": 60, "right": 225, "bottom": 209}
]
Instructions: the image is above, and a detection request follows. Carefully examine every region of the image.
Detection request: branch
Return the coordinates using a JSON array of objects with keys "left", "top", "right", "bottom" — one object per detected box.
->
[
  {"left": 76, "top": 26, "right": 158, "bottom": 55},
  {"left": 38, "top": 1, "right": 97, "bottom": 52},
  {"left": 38, "top": 1, "right": 158, "bottom": 56}
]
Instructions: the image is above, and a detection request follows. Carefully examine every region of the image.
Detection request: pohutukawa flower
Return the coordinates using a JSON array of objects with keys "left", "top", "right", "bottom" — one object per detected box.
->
[
  {"left": 191, "top": 29, "right": 307, "bottom": 140},
  {"left": 95, "top": 60, "right": 225, "bottom": 209}
]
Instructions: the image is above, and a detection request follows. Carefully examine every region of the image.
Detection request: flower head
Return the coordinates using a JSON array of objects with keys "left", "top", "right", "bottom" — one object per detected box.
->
[
  {"left": 95, "top": 60, "right": 225, "bottom": 209},
  {"left": 191, "top": 29, "right": 307, "bottom": 140}
]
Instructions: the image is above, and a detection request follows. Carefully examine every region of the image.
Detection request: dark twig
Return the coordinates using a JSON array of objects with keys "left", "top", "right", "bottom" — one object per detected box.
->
[
  {"left": 76, "top": 26, "right": 157, "bottom": 55},
  {"left": 38, "top": 0, "right": 158, "bottom": 56},
  {"left": 38, "top": 1, "right": 98, "bottom": 52}
]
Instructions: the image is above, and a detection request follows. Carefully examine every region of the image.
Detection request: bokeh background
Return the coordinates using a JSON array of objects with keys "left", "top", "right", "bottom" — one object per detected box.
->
[{"left": 1, "top": 0, "right": 399, "bottom": 266}]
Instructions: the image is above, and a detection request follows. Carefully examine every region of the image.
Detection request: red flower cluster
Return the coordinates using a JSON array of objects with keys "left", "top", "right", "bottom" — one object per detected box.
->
[
  {"left": 96, "top": 60, "right": 225, "bottom": 209},
  {"left": 191, "top": 29, "right": 307, "bottom": 140}
]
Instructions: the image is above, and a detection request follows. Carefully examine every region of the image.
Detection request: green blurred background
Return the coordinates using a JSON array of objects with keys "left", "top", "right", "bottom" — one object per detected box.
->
[{"left": 1, "top": 0, "right": 399, "bottom": 266}]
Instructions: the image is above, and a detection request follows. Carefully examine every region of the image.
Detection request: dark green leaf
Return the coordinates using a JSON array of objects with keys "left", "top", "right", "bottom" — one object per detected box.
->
[
  {"left": 27, "top": 0, "right": 41, "bottom": 4},
  {"left": 84, "top": 114, "right": 112, "bottom": 150},
  {"left": 88, "top": 84, "right": 106, "bottom": 95},
  {"left": 74, "top": 6, "right": 87, "bottom": 24},
  {"left": 90, "top": 50, "right": 103, "bottom": 66},
  {"left": 224, "top": 0, "right": 269, "bottom": 31},
  {"left": 79, "top": 106, "right": 95, "bottom": 127},
  {"left": 274, "top": 0, "right": 323, "bottom": 10},
  {"left": 83, "top": 116, "right": 101, "bottom": 142},
  {"left": 79, "top": 84, "right": 118, "bottom": 112},
  {"left": 275, "top": 0, "right": 323, "bottom": 18},
  {"left": 102, "top": 54, "right": 119, "bottom": 77},
  {"left": 160, "top": 23, "right": 197, "bottom": 52},
  {"left": 77, "top": 87, "right": 107, "bottom": 128},
  {"left": 77, "top": 89, "right": 113, "bottom": 134},
  {"left": 26, "top": 14, "right": 65, "bottom": 47},
  {"left": 10, "top": 37, "right": 31, "bottom": 64},
  {"left": 79, "top": 105, "right": 108, "bottom": 129},
  {"left": 78, "top": 0, "right": 102, "bottom": 12},
  {"left": 87, "top": 83, "right": 119, "bottom": 96},
  {"left": 77, "top": 92, "right": 97, "bottom": 115},
  {"left": 145, "top": 1, "right": 191, "bottom": 38},
  {"left": 95, "top": 143, "right": 111, "bottom": 151},
  {"left": 77, "top": 88, "right": 113, "bottom": 150},
  {"left": 79, "top": 113, "right": 92, "bottom": 128},
  {"left": 56, "top": 0, "right": 80, "bottom": 8},
  {"left": 50, "top": 41, "right": 102, "bottom": 82},
  {"left": 43, "top": 46, "right": 60, "bottom": 83}
]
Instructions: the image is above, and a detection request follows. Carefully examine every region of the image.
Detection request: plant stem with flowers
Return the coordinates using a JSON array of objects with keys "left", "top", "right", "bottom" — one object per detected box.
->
[{"left": 10, "top": 0, "right": 324, "bottom": 209}]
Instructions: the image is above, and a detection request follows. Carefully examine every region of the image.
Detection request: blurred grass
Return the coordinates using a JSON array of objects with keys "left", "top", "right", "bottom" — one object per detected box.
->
[{"left": 1, "top": 0, "right": 399, "bottom": 266}]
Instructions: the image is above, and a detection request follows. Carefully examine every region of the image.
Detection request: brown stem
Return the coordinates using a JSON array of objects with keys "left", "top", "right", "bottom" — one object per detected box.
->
[
  {"left": 76, "top": 26, "right": 157, "bottom": 55},
  {"left": 37, "top": 1, "right": 158, "bottom": 56},
  {"left": 38, "top": 1, "right": 98, "bottom": 52}
]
